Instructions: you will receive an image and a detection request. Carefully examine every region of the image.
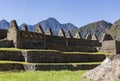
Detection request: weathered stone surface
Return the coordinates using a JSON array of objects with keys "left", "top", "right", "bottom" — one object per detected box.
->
[
  {"left": 7, "top": 20, "right": 19, "bottom": 47},
  {"left": 65, "top": 31, "right": 72, "bottom": 38},
  {"left": 0, "top": 29, "right": 7, "bottom": 39},
  {"left": 74, "top": 31, "right": 82, "bottom": 39},
  {"left": 58, "top": 29, "right": 65, "bottom": 37},
  {"left": 24, "top": 50, "right": 105, "bottom": 63},
  {"left": 35, "top": 24, "right": 44, "bottom": 34},
  {"left": 0, "top": 63, "right": 24, "bottom": 71},
  {"left": 99, "top": 40, "right": 120, "bottom": 54},
  {"left": 83, "top": 55, "right": 120, "bottom": 81},
  {"left": 9, "top": 20, "right": 19, "bottom": 30},
  {"left": 25, "top": 50, "right": 63, "bottom": 63},
  {"left": 45, "top": 28, "right": 53, "bottom": 35},
  {"left": 0, "top": 50, "right": 24, "bottom": 61},
  {"left": 91, "top": 34, "right": 98, "bottom": 41},
  {"left": 101, "top": 33, "right": 113, "bottom": 42},
  {"left": 22, "top": 24, "right": 28, "bottom": 31},
  {"left": 85, "top": 34, "right": 92, "bottom": 40},
  {"left": 0, "top": 39, "right": 13, "bottom": 47},
  {"left": 25, "top": 64, "right": 99, "bottom": 71}
]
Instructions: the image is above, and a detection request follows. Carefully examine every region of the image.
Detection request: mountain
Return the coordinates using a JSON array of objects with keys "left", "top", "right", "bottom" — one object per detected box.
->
[
  {"left": 110, "top": 19, "right": 120, "bottom": 40},
  {"left": 0, "top": 17, "right": 78, "bottom": 36},
  {"left": 79, "top": 20, "right": 112, "bottom": 39},
  {"left": 35, "top": 17, "right": 78, "bottom": 35},
  {"left": 1, "top": 18, "right": 120, "bottom": 40},
  {"left": 0, "top": 19, "right": 9, "bottom": 29}
]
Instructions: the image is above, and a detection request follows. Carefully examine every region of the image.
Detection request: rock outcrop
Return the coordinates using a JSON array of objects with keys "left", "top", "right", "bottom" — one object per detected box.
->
[{"left": 83, "top": 55, "right": 120, "bottom": 81}]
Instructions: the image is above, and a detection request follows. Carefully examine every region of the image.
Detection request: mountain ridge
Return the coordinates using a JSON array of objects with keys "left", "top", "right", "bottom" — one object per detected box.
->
[
  {"left": 1, "top": 17, "right": 120, "bottom": 40},
  {"left": 79, "top": 20, "right": 112, "bottom": 39},
  {"left": 0, "top": 17, "right": 78, "bottom": 36}
]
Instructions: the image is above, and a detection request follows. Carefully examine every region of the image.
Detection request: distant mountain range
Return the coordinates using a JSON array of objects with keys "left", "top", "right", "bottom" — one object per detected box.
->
[
  {"left": 0, "top": 17, "right": 120, "bottom": 40},
  {"left": 0, "top": 17, "right": 78, "bottom": 35}
]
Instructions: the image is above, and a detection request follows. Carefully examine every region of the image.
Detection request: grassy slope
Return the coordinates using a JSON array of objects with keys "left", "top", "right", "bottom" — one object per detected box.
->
[{"left": 0, "top": 71, "right": 86, "bottom": 81}]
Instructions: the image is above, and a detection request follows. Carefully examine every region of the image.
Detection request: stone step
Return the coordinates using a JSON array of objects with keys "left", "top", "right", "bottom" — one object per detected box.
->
[
  {"left": 0, "top": 63, "right": 24, "bottom": 71},
  {"left": 0, "top": 50, "right": 105, "bottom": 63},
  {"left": 24, "top": 63, "right": 100, "bottom": 71},
  {"left": 0, "top": 61, "right": 101, "bottom": 71},
  {"left": 0, "top": 50, "right": 25, "bottom": 61},
  {"left": 25, "top": 51, "right": 105, "bottom": 63}
]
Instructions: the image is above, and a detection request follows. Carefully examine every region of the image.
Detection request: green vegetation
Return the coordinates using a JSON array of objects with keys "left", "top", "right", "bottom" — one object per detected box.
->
[
  {"left": 0, "top": 70, "right": 86, "bottom": 81},
  {"left": 0, "top": 60, "right": 28, "bottom": 64},
  {"left": 63, "top": 51, "right": 105, "bottom": 54},
  {"left": 0, "top": 48, "right": 60, "bottom": 52},
  {"left": 79, "top": 20, "right": 112, "bottom": 38},
  {"left": 0, "top": 48, "right": 26, "bottom": 51},
  {"left": 0, "top": 60, "right": 101, "bottom": 65},
  {"left": 109, "top": 19, "right": 120, "bottom": 40}
]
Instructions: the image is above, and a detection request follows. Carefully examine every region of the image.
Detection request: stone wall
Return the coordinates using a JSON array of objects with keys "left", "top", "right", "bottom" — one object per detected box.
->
[
  {"left": 0, "top": 50, "right": 106, "bottom": 71},
  {"left": 46, "top": 44, "right": 97, "bottom": 52},
  {"left": 24, "top": 64, "right": 99, "bottom": 71},
  {"left": 115, "top": 40, "right": 120, "bottom": 54},
  {"left": 45, "top": 35, "right": 66, "bottom": 45},
  {"left": 63, "top": 54, "right": 105, "bottom": 62},
  {"left": 0, "top": 29, "right": 7, "bottom": 39},
  {"left": 0, "top": 63, "right": 24, "bottom": 71},
  {"left": 24, "top": 51, "right": 63, "bottom": 63},
  {"left": 25, "top": 50, "right": 105, "bottom": 63},
  {"left": 0, "top": 50, "right": 105, "bottom": 63},
  {"left": 0, "top": 50, "right": 24, "bottom": 61},
  {"left": 100, "top": 40, "right": 120, "bottom": 54},
  {"left": 0, "top": 40, "right": 13, "bottom": 47},
  {"left": 9, "top": 30, "right": 101, "bottom": 52},
  {"left": 67, "top": 38, "right": 100, "bottom": 47},
  {"left": 17, "top": 31, "right": 45, "bottom": 49},
  {"left": 6, "top": 20, "right": 101, "bottom": 52}
]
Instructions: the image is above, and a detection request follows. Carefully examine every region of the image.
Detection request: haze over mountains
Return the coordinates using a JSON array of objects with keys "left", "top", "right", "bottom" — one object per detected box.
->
[{"left": 0, "top": 17, "right": 120, "bottom": 40}]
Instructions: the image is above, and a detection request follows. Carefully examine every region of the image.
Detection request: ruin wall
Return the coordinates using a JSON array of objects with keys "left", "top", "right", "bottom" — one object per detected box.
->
[
  {"left": 16, "top": 31, "right": 45, "bottom": 49},
  {"left": 100, "top": 40, "right": 117, "bottom": 54},
  {"left": 13, "top": 30, "right": 100, "bottom": 52},
  {"left": 0, "top": 29, "right": 7, "bottom": 39}
]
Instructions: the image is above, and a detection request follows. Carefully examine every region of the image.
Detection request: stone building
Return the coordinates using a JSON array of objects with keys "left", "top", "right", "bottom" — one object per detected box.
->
[{"left": 0, "top": 20, "right": 120, "bottom": 53}]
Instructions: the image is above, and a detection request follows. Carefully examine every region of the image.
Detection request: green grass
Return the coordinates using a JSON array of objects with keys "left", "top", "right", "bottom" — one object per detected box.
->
[
  {"left": 63, "top": 51, "right": 105, "bottom": 54},
  {"left": 0, "top": 60, "right": 101, "bottom": 65},
  {"left": 0, "top": 61, "right": 28, "bottom": 64},
  {"left": 0, "top": 48, "right": 60, "bottom": 52},
  {"left": 0, "top": 70, "right": 86, "bottom": 81},
  {"left": 0, "top": 48, "right": 26, "bottom": 51}
]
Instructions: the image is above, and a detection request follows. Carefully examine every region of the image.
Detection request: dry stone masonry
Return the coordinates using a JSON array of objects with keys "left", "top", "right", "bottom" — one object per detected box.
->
[{"left": 0, "top": 20, "right": 120, "bottom": 71}]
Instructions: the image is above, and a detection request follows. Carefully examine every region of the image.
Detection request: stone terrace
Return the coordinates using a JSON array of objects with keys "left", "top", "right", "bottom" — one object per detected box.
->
[{"left": 0, "top": 20, "right": 120, "bottom": 71}]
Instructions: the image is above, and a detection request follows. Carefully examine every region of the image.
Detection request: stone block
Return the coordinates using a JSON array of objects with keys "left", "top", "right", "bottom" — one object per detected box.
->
[{"left": 0, "top": 51, "right": 24, "bottom": 61}]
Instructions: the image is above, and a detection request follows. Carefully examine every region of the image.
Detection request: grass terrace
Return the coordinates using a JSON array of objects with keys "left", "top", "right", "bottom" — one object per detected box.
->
[
  {"left": 0, "top": 60, "right": 101, "bottom": 65},
  {"left": 0, "top": 48, "right": 108, "bottom": 55},
  {"left": 63, "top": 51, "right": 106, "bottom": 54}
]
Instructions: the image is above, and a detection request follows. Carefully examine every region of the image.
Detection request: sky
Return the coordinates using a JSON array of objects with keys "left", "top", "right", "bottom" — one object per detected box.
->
[{"left": 0, "top": 0, "right": 120, "bottom": 27}]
